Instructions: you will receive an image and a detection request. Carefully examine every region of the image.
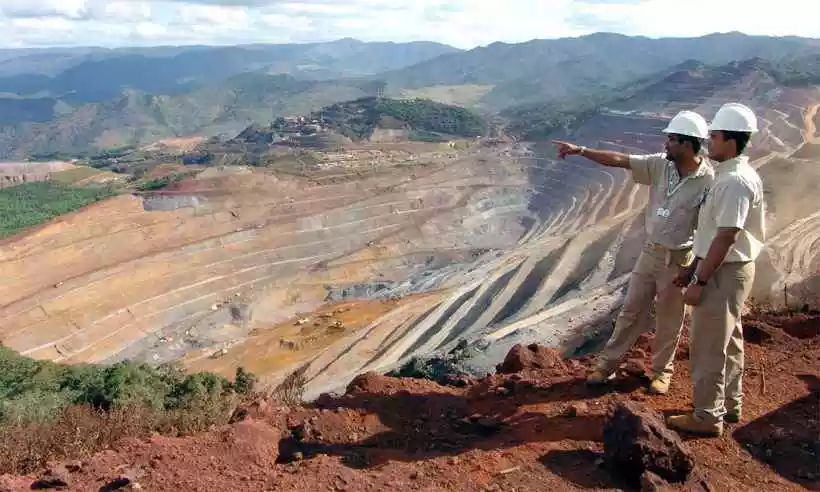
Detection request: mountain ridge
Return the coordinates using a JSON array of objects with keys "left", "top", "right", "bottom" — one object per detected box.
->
[
  {"left": 379, "top": 32, "right": 820, "bottom": 110},
  {"left": 0, "top": 33, "right": 818, "bottom": 158}
]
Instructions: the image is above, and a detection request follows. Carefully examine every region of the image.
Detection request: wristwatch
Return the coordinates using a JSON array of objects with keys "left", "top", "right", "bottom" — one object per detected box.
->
[
  {"left": 689, "top": 274, "right": 708, "bottom": 286},
  {"left": 579, "top": 146, "right": 587, "bottom": 156}
]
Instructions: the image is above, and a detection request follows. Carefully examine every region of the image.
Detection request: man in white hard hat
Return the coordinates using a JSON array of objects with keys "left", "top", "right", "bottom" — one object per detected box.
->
[
  {"left": 667, "top": 103, "right": 765, "bottom": 437},
  {"left": 552, "top": 110, "right": 714, "bottom": 395}
]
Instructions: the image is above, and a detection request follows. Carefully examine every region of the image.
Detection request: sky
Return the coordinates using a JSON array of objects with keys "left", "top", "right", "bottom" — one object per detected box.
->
[{"left": 0, "top": 0, "right": 818, "bottom": 49}]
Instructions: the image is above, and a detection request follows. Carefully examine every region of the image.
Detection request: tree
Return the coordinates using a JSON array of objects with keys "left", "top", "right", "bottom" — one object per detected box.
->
[{"left": 233, "top": 367, "right": 257, "bottom": 395}]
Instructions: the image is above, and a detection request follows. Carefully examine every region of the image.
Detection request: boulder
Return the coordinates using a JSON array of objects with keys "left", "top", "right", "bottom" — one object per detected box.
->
[
  {"left": 603, "top": 402, "right": 695, "bottom": 485},
  {"left": 99, "top": 476, "right": 135, "bottom": 491},
  {"left": 565, "top": 402, "right": 590, "bottom": 418},
  {"left": 30, "top": 466, "right": 70, "bottom": 489},
  {"left": 497, "top": 344, "right": 565, "bottom": 374}
]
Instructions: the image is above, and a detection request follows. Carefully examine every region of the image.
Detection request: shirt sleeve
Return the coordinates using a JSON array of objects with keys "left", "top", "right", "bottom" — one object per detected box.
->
[
  {"left": 628, "top": 153, "right": 664, "bottom": 186},
  {"left": 714, "top": 179, "right": 753, "bottom": 229}
]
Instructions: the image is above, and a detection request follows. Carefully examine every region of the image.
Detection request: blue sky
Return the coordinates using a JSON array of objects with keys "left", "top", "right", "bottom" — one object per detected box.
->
[{"left": 0, "top": 0, "right": 817, "bottom": 48}]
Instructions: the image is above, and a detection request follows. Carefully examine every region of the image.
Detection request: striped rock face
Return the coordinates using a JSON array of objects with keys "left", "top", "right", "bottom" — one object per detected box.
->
[{"left": 2, "top": 74, "right": 819, "bottom": 399}]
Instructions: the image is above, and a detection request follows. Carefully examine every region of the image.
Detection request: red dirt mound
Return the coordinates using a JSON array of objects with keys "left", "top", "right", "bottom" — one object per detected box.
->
[
  {"left": 2, "top": 310, "right": 818, "bottom": 491},
  {"left": 497, "top": 343, "right": 566, "bottom": 374}
]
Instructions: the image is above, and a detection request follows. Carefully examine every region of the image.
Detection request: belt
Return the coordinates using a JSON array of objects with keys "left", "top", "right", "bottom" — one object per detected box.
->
[
  {"left": 648, "top": 243, "right": 692, "bottom": 266},
  {"left": 648, "top": 242, "right": 691, "bottom": 252}
]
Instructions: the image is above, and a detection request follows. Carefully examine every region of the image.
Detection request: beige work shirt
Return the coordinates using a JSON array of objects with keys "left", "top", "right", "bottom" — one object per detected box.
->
[
  {"left": 693, "top": 155, "right": 766, "bottom": 263},
  {"left": 629, "top": 153, "right": 715, "bottom": 250}
]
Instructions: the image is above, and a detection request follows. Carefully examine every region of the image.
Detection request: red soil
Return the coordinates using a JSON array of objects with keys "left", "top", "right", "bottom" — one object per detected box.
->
[{"left": 2, "top": 311, "right": 818, "bottom": 491}]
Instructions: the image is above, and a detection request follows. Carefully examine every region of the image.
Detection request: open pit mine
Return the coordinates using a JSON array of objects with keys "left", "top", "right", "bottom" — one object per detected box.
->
[{"left": 1, "top": 71, "right": 818, "bottom": 400}]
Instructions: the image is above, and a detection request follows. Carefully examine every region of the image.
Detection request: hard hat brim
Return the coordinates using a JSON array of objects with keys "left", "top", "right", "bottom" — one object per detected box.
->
[{"left": 707, "top": 125, "right": 759, "bottom": 133}]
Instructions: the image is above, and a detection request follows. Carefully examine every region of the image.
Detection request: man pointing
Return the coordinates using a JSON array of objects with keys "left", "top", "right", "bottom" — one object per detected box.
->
[{"left": 552, "top": 110, "right": 714, "bottom": 395}]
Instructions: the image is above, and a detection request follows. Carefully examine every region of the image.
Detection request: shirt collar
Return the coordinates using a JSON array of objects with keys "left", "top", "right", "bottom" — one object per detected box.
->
[
  {"left": 692, "top": 156, "right": 712, "bottom": 178},
  {"left": 715, "top": 155, "right": 749, "bottom": 175},
  {"left": 669, "top": 156, "right": 712, "bottom": 180}
]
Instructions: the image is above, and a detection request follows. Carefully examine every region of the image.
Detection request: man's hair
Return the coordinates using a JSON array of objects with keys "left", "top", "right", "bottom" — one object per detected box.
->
[
  {"left": 722, "top": 130, "right": 751, "bottom": 155},
  {"left": 677, "top": 134, "right": 702, "bottom": 154}
]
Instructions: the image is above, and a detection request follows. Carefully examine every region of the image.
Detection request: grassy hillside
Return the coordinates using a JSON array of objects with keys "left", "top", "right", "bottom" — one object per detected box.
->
[
  {"left": 313, "top": 97, "right": 488, "bottom": 141},
  {"left": 397, "top": 84, "right": 496, "bottom": 107},
  {"left": 0, "top": 182, "right": 118, "bottom": 238},
  {"left": 224, "top": 96, "right": 489, "bottom": 153}
]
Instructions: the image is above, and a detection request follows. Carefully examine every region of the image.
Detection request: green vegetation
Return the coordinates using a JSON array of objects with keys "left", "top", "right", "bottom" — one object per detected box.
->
[
  {"left": 49, "top": 166, "right": 106, "bottom": 185},
  {"left": 316, "top": 97, "right": 487, "bottom": 141},
  {"left": 0, "top": 345, "right": 259, "bottom": 474},
  {"left": 135, "top": 171, "right": 197, "bottom": 191},
  {"left": 409, "top": 130, "right": 447, "bottom": 142},
  {"left": 1, "top": 35, "right": 819, "bottom": 159},
  {"left": 772, "top": 54, "right": 820, "bottom": 86},
  {"left": 502, "top": 102, "right": 602, "bottom": 141},
  {"left": 0, "top": 182, "right": 118, "bottom": 238},
  {"left": 0, "top": 345, "right": 255, "bottom": 425}
]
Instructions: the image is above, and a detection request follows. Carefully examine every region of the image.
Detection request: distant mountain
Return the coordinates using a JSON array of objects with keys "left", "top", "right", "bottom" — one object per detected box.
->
[
  {"left": 380, "top": 32, "right": 820, "bottom": 110},
  {"left": 502, "top": 54, "right": 820, "bottom": 141},
  {"left": 0, "top": 40, "right": 459, "bottom": 103},
  {"left": 0, "top": 74, "right": 382, "bottom": 158},
  {"left": 1, "top": 33, "right": 819, "bottom": 158}
]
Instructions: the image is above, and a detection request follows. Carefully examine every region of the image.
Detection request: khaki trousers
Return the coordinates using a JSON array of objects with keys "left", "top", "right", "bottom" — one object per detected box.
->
[
  {"left": 597, "top": 244, "right": 693, "bottom": 380},
  {"left": 690, "top": 261, "right": 755, "bottom": 424}
]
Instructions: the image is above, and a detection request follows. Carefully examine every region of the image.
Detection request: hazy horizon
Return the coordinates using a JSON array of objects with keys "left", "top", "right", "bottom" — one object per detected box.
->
[
  {"left": 0, "top": 0, "right": 817, "bottom": 50},
  {"left": 1, "top": 30, "right": 818, "bottom": 53}
]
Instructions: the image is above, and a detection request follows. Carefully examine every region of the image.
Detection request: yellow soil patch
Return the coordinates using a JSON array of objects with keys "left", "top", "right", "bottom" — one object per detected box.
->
[
  {"left": 143, "top": 136, "right": 207, "bottom": 153},
  {"left": 51, "top": 166, "right": 123, "bottom": 186},
  {"left": 183, "top": 294, "right": 436, "bottom": 380},
  {"left": 398, "top": 84, "right": 495, "bottom": 108}
]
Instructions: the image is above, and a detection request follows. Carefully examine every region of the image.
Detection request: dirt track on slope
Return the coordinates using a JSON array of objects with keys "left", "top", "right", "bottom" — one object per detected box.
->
[{"left": 803, "top": 103, "right": 820, "bottom": 144}]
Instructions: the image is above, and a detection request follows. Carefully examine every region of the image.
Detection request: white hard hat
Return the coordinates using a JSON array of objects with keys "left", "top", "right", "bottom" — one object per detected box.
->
[
  {"left": 662, "top": 110, "right": 708, "bottom": 139},
  {"left": 709, "top": 103, "right": 758, "bottom": 133}
]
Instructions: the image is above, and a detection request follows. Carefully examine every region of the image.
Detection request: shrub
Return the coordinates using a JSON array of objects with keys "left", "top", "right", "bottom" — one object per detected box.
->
[
  {"left": 136, "top": 171, "right": 198, "bottom": 191},
  {"left": 233, "top": 367, "right": 257, "bottom": 395},
  {"left": 0, "top": 347, "right": 259, "bottom": 474},
  {"left": 271, "top": 366, "right": 307, "bottom": 406}
]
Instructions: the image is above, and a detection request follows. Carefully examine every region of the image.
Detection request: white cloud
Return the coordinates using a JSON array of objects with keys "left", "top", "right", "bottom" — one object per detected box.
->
[
  {"left": 571, "top": 0, "right": 820, "bottom": 39},
  {"left": 0, "top": 0, "right": 816, "bottom": 49}
]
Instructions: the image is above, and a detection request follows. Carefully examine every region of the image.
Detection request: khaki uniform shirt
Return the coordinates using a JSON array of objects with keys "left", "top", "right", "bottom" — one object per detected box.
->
[
  {"left": 629, "top": 153, "right": 715, "bottom": 250},
  {"left": 693, "top": 155, "right": 766, "bottom": 263}
]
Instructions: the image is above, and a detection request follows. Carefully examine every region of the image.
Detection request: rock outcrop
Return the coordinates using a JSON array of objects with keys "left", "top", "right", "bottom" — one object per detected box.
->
[
  {"left": 603, "top": 401, "right": 696, "bottom": 485},
  {"left": 496, "top": 343, "right": 566, "bottom": 374}
]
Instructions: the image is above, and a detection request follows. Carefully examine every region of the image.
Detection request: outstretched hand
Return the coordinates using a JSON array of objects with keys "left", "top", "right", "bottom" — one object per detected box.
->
[{"left": 552, "top": 140, "right": 582, "bottom": 160}]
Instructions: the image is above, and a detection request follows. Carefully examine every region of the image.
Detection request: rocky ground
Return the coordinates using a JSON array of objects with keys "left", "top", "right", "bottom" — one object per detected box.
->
[{"left": 2, "top": 309, "right": 817, "bottom": 492}]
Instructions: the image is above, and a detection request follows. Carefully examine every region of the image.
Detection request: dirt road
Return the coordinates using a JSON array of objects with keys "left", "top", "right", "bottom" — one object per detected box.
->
[{"left": 803, "top": 103, "right": 820, "bottom": 144}]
